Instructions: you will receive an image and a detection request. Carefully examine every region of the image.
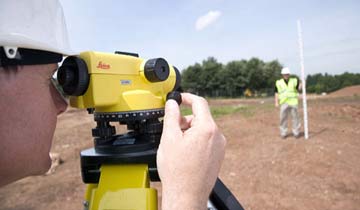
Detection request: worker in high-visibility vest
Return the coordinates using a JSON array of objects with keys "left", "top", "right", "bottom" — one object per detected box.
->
[{"left": 275, "top": 67, "right": 302, "bottom": 139}]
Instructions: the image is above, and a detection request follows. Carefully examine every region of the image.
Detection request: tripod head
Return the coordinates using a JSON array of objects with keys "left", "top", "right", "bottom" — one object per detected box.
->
[{"left": 57, "top": 51, "right": 181, "bottom": 183}]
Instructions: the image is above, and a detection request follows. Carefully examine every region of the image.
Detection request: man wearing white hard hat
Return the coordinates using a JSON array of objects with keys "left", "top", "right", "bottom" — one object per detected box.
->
[
  {"left": 275, "top": 67, "right": 302, "bottom": 138},
  {"left": 0, "top": 0, "right": 226, "bottom": 209}
]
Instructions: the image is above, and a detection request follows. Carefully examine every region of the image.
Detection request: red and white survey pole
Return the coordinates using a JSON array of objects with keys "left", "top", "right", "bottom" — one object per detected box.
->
[{"left": 297, "top": 20, "right": 309, "bottom": 139}]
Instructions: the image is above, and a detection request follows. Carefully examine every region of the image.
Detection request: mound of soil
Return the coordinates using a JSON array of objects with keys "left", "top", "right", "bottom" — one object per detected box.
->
[{"left": 329, "top": 85, "right": 360, "bottom": 97}]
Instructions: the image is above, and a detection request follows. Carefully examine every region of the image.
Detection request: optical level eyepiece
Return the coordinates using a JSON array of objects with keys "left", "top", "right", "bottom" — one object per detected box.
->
[
  {"left": 144, "top": 58, "right": 170, "bottom": 82},
  {"left": 58, "top": 56, "right": 89, "bottom": 96}
]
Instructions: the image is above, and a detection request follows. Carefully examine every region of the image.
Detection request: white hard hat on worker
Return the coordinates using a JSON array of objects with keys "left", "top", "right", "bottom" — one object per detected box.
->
[
  {"left": 281, "top": 67, "right": 291, "bottom": 75},
  {"left": 0, "top": 0, "right": 75, "bottom": 59}
]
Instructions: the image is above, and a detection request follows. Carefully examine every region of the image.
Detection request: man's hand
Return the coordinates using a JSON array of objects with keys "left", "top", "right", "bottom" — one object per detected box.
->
[
  {"left": 275, "top": 93, "right": 279, "bottom": 107},
  {"left": 157, "top": 93, "right": 226, "bottom": 210}
]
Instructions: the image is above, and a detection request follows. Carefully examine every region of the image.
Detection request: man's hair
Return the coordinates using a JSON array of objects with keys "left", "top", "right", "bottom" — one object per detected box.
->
[{"left": 0, "top": 65, "right": 20, "bottom": 72}]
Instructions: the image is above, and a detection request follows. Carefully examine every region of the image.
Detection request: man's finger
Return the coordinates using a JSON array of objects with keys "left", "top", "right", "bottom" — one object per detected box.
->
[
  {"left": 181, "top": 93, "right": 212, "bottom": 121},
  {"left": 180, "top": 115, "right": 193, "bottom": 130}
]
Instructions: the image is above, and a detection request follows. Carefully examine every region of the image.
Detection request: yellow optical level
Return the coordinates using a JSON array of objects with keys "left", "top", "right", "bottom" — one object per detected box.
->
[{"left": 58, "top": 51, "right": 180, "bottom": 113}]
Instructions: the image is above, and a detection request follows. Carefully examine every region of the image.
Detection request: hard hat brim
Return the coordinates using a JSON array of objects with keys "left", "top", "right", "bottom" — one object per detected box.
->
[{"left": 0, "top": 34, "right": 77, "bottom": 56}]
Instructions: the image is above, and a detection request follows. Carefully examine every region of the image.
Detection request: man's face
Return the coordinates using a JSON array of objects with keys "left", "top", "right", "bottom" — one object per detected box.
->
[
  {"left": 0, "top": 64, "right": 68, "bottom": 186},
  {"left": 282, "top": 74, "right": 290, "bottom": 80}
]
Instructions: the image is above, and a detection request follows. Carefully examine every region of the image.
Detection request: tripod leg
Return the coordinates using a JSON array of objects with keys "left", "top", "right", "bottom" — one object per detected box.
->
[
  {"left": 209, "top": 178, "right": 245, "bottom": 210},
  {"left": 84, "top": 183, "right": 97, "bottom": 209},
  {"left": 85, "top": 164, "right": 157, "bottom": 210}
]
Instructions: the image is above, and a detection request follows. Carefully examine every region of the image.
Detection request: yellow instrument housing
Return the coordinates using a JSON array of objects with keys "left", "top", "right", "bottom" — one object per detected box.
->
[{"left": 69, "top": 51, "right": 177, "bottom": 113}]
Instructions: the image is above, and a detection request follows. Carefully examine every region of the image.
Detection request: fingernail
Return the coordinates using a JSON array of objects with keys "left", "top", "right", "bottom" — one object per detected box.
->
[{"left": 165, "top": 99, "right": 178, "bottom": 109}]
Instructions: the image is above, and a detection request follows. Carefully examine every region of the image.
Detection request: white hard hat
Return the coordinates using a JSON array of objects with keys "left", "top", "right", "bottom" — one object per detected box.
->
[
  {"left": 281, "top": 67, "right": 291, "bottom": 74},
  {"left": 0, "top": 0, "right": 75, "bottom": 58}
]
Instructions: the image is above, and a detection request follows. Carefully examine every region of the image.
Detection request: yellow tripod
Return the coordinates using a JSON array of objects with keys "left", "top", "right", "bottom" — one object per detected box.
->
[
  {"left": 79, "top": 114, "right": 164, "bottom": 210},
  {"left": 84, "top": 164, "right": 156, "bottom": 210}
]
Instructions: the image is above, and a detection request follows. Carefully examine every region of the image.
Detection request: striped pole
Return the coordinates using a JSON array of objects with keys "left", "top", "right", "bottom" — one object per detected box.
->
[{"left": 297, "top": 20, "right": 309, "bottom": 139}]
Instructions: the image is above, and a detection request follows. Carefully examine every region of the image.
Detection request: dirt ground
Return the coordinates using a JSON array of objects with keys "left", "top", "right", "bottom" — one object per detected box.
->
[{"left": 0, "top": 87, "right": 359, "bottom": 210}]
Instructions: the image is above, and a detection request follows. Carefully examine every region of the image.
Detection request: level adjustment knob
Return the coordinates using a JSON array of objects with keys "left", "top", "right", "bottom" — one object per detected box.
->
[{"left": 166, "top": 91, "right": 182, "bottom": 105}]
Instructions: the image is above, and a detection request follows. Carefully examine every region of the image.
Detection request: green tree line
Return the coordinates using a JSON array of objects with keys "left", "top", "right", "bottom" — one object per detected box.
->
[
  {"left": 181, "top": 57, "right": 282, "bottom": 97},
  {"left": 181, "top": 57, "right": 360, "bottom": 97},
  {"left": 306, "top": 72, "right": 360, "bottom": 94}
]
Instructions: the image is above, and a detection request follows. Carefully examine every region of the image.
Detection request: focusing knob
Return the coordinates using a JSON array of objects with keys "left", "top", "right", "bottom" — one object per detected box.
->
[
  {"left": 144, "top": 58, "right": 170, "bottom": 82},
  {"left": 58, "top": 56, "right": 89, "bottom": 96}
]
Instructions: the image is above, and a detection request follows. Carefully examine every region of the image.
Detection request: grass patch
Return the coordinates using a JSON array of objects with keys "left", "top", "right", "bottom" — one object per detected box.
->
[
  {"left": 180, "top": 107, "right": 193, "bottom": 116},
  {"left": 181, "top": 105, "right": 255, "bottom": 118},
  {"left": 259, "top": 102, "right": 275, "bottom": 110}
]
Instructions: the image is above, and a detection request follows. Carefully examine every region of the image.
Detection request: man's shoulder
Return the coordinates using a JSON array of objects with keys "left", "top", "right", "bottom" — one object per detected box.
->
[
  {"left": 290, "top": 77, "right": 299, "bottom": 82},
  {"left": 275, "top": 78, "right": 283, "bottom": 84}
]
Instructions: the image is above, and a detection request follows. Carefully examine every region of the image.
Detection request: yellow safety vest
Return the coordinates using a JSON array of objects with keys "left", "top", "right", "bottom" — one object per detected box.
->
[{"left": 276, "top": 78, "right": 298, "bottom": 106}]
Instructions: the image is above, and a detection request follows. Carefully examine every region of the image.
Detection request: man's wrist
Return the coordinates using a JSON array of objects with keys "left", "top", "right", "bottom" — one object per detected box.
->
[{"left": 161, "top": 187, "right": 208, "bottom": 210}]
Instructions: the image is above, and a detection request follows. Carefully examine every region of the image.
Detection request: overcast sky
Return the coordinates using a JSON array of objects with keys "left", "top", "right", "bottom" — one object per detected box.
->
[{"left": 60, "top": 0, "right": 360, "bottom": 76}]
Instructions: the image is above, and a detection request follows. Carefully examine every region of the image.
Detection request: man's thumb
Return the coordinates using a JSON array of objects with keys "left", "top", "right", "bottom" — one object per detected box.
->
[{"left": 163, "top": 99, "right": 181, "bottom": 134}]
